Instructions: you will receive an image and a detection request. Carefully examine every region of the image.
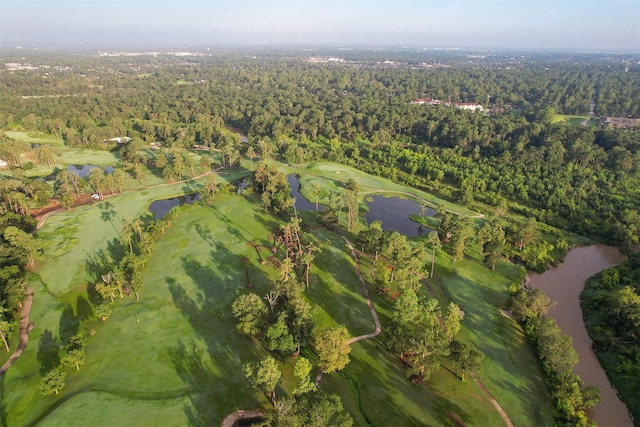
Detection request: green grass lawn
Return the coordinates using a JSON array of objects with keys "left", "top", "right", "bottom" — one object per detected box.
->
[
  {"left": 551, "top": 114, "right": 597, "bottom": 126},
  {"left": 1, "top": 162, "right": 554, "bottom": 426}
]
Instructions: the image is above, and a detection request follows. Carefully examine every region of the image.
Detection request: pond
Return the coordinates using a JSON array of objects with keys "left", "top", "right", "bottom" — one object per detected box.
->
[
  {"left": 287, "top": 174, "right": 322, "bottom": 212},
  {"left": 364, "top": 195, "right": 434, "bottom": 237},
  {"left": 528, "top": 245, "right": 633, "bottom": 427},
  {"left": 67, "top": 164, "right": 114, "bottom": 178},
  {"left": 148, "top": 193, "right": 200, "bottom": 219}
]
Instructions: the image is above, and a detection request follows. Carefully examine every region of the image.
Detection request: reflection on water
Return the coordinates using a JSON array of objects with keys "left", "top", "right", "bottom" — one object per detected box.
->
[
  {"left": 67, "top": 164, "right": 114, "bottom": 178},
  {"left": 148, "top": 193, "right": 200, "bottom": 218},
  {"left": 528, "top": 245, "right": 632, "bottom": 427},
  {"left": 287, "top": 174, "right": 322, "bottom": 212},
  {"left": 364, "top": 195, "right": 434, "bottom": 237}
]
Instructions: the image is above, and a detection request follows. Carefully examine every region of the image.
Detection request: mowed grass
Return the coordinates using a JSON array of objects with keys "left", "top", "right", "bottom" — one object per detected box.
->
[
  {"left": 2, "top": 162, "right": 554, "bottom": 426},
  {"left": 551, "top": 114, "right": 596, "bottom": 126},
  {"left": 5, "top": 195, "right": 281, "bottom": 426}
]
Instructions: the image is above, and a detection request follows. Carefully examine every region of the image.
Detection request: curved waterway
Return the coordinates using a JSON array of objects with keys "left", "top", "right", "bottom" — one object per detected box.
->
[{"left": 528, "top": 245, "right": 633, "bottom": 427}]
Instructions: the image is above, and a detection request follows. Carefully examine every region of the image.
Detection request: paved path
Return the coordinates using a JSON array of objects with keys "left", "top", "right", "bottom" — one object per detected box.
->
[
  {"left": 0, "top": 286, "right": 34, "bottom": 376},
  {"left": 475, "top": 379, "right": 514, "bottom": 427},
  {"left": 315, "top": 236, "right": 382, "bottom": 385}
]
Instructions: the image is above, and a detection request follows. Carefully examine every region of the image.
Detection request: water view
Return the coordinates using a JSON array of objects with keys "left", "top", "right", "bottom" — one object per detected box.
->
[
  {"left": 364, "top": 195, "right": 434, "bottom": 237},
  {"left": 67, "top": 164, "right": 114, "bottom": 178},
  {"left": 148, "top": 193, "right": 200, "bottom": 218},
  {"left": 528, "top": 245, "right": 633, "bottom": 427},
  {"left": 287, "top": 174, "right": 320, "bottom": 212}
]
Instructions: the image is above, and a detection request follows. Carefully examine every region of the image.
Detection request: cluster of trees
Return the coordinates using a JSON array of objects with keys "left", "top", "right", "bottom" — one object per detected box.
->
[
  {"left": 510, "top": 288, "right": 600, "bottom": 426},
  {"left": 386, "top": 286, "right": 472, "bottom": 383},
  {"left": 244, "top": 356, "right": 353, "bottom": 426},
  {"left": 0, "top": 173, "right": 48, "bottom": 353},
  {"left": 233, "top": 207, "right": 355, "bottom": 420},
  {"left": 39, "top": 333, "right": 87, "bottom": 395},
  {"left": 356, "top": 221, "right": 476, "bottom": 383},
  {"left": 581, "top": 254, "right": 640, "bottom": 421}
]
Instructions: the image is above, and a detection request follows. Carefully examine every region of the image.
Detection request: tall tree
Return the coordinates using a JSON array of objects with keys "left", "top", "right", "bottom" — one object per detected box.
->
[
  {"left": 426, "top": 231, "right": 442, "bottom": 278},
  {"left": 40, "top": 368, "right": 66, "bottom": 395},
  {"left": 313, "top": 326, "right": 351, "bottom": 373},
  {"left": 232, "top": 293, "right": 268, "bottom": 337},
  {"left": 244, "top": 356, "right": 282, "bottom": 405}
]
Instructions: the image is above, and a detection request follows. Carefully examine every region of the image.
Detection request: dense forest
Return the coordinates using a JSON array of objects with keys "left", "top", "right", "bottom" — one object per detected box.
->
[
  {"left": 1, "top": 50, "right": 638, "bottom": 251},
  {"left": 581, "top": 254, "right": 640, "bottom": 422}
]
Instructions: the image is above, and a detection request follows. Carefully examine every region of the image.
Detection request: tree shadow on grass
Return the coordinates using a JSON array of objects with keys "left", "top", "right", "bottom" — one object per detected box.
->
[
  {"left": 0, "top": 376, "right": 7, "bottom": 427},
  {"left": 37, "top": 329, "right": 60, "bottom": 375},
  {"left": 168, "top": 341, "right": 217, "bottom": 427},
  {"left": 168, "top": 279, "right": 263, "bottom": 424}
]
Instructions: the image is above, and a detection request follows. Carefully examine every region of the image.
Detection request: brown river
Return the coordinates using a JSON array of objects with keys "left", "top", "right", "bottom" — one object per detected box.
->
[{"left": 528, "top": 245, "right": 633, "bottom": 427}]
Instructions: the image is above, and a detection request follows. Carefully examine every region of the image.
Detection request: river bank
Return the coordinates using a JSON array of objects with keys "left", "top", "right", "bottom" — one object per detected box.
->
[{"left": 528, "top": 245, "right": 633, "bottom": 427}]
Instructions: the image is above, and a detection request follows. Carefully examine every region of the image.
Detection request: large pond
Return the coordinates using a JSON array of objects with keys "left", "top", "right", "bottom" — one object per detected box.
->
[
  {"left": 148, "top": 193, "right": 200, "bottom": 219},
  {"left": 67, "top": 164, "right": 114, "bottom": 178},
  {"left": 364, "top": 195, "right": 434, "bottom": 237},
  {"left": 528, "top": 245, "right": 633, "bottom": 427}
]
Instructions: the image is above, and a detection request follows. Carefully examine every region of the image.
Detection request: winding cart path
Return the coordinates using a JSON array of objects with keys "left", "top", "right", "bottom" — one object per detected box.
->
[
  {"left": 315, "top": 236, "right": 381, "bottom": 385},
  {"left": 0, "top": 286, "right": 34, "bottom": 375}
]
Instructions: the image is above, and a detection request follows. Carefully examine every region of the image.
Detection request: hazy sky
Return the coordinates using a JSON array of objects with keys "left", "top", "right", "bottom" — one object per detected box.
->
[{"left": 1, "top": 0, "right": 639, "bottom": 51}]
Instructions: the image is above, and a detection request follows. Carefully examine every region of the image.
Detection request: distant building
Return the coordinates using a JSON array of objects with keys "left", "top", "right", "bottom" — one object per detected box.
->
[
  {"left": 0, "top": 159, "right": 8, "bottom": 169},
  {"left": 454, "top": 102, "right": 484, "bottom": 112},
  {"left": 410, "top": 97, "right": 442, "bottom": 105},
  {"left": 410, "top": 98, "right": 484, "bottom": 112},
  {"left": 602, "top": 117, "right": 640, "bottom": 128}
]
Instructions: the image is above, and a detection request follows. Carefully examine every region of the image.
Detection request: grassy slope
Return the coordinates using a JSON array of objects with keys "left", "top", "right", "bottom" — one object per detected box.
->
[{"left": 1, "top": 162, "right": 553, "bottom": 426}]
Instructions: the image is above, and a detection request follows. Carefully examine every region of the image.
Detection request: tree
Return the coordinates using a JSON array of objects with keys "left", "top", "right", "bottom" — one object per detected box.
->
[
  {"left": 87, "top": 167, "right": 107, "bottom": 199},
  {"left": 311, "top": 184, "right": 321, "bottom": 211},
  {"left": 40, "top": 368, "right": 66, "bottom": 395},
  {"left": 356, "top": 220, "right": 384, "bottom": 262},
  {"left": 63, "top": 348, "right": 85, "bottom": 371},
  {"left": 301, "top": 242, "right": 320, "bottom": 289},
  {"left": 244, "top": 356, "right": 282, "bottom": 405},
  {"left": 232, "top": 293, "right": 268, "bottom": 337},
  {"left": 449, "top": 340, "right": 481, "bottom": 381},
  {"left": 442, "top": 302, "right": 462, "bottom": 343},
  {"left": 313, "top": 326, "right": 351, "bottom": 373},
  {"left": 120, "top": 216, "right": 134, "bottom": 254},
  {"left": 510, "top": 288, "right": 552, "bottom": 322},
  {"left": 0, "top": 318, "right": 13, "bottom": 352},
  {"left": 426, "top": 231, "right": 442, "bottom": 278},
  {"left": 201, "top": 174, "right": 218, "bottom": 205},
  {"left": 393, "top": 287, "right": 423, "bottom": 326},
  {"left": 449, "top": 216, "right": 474, "bottom": 264},
  {"left": 265, "top": 311, "right": 296, "bottom": 355},
  {"left": 96, "top": 271, "right": 118, "bottom": 302},
  {"left": 119, "top": 253, "right": 143, "bottom": 300},
  {"left": 3, "top": 226, "right": 40, "bottom": 268},
  {"left": 292, "top": 357, "right": 316, "bottom": 396}
]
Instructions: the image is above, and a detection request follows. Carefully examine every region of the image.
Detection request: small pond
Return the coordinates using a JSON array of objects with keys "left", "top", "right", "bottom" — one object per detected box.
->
[
  {"left": 67, "top": 164, "right": 114, "bottom": 178},
  {"left": 364, "top": 195, "right": 434, "bottom": 237},
  {"left": 148, "top": 193, "right": 200, "bottom": 219},
  {"left": 287, "top": 174, "right": 322, "bottom": 212}
]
